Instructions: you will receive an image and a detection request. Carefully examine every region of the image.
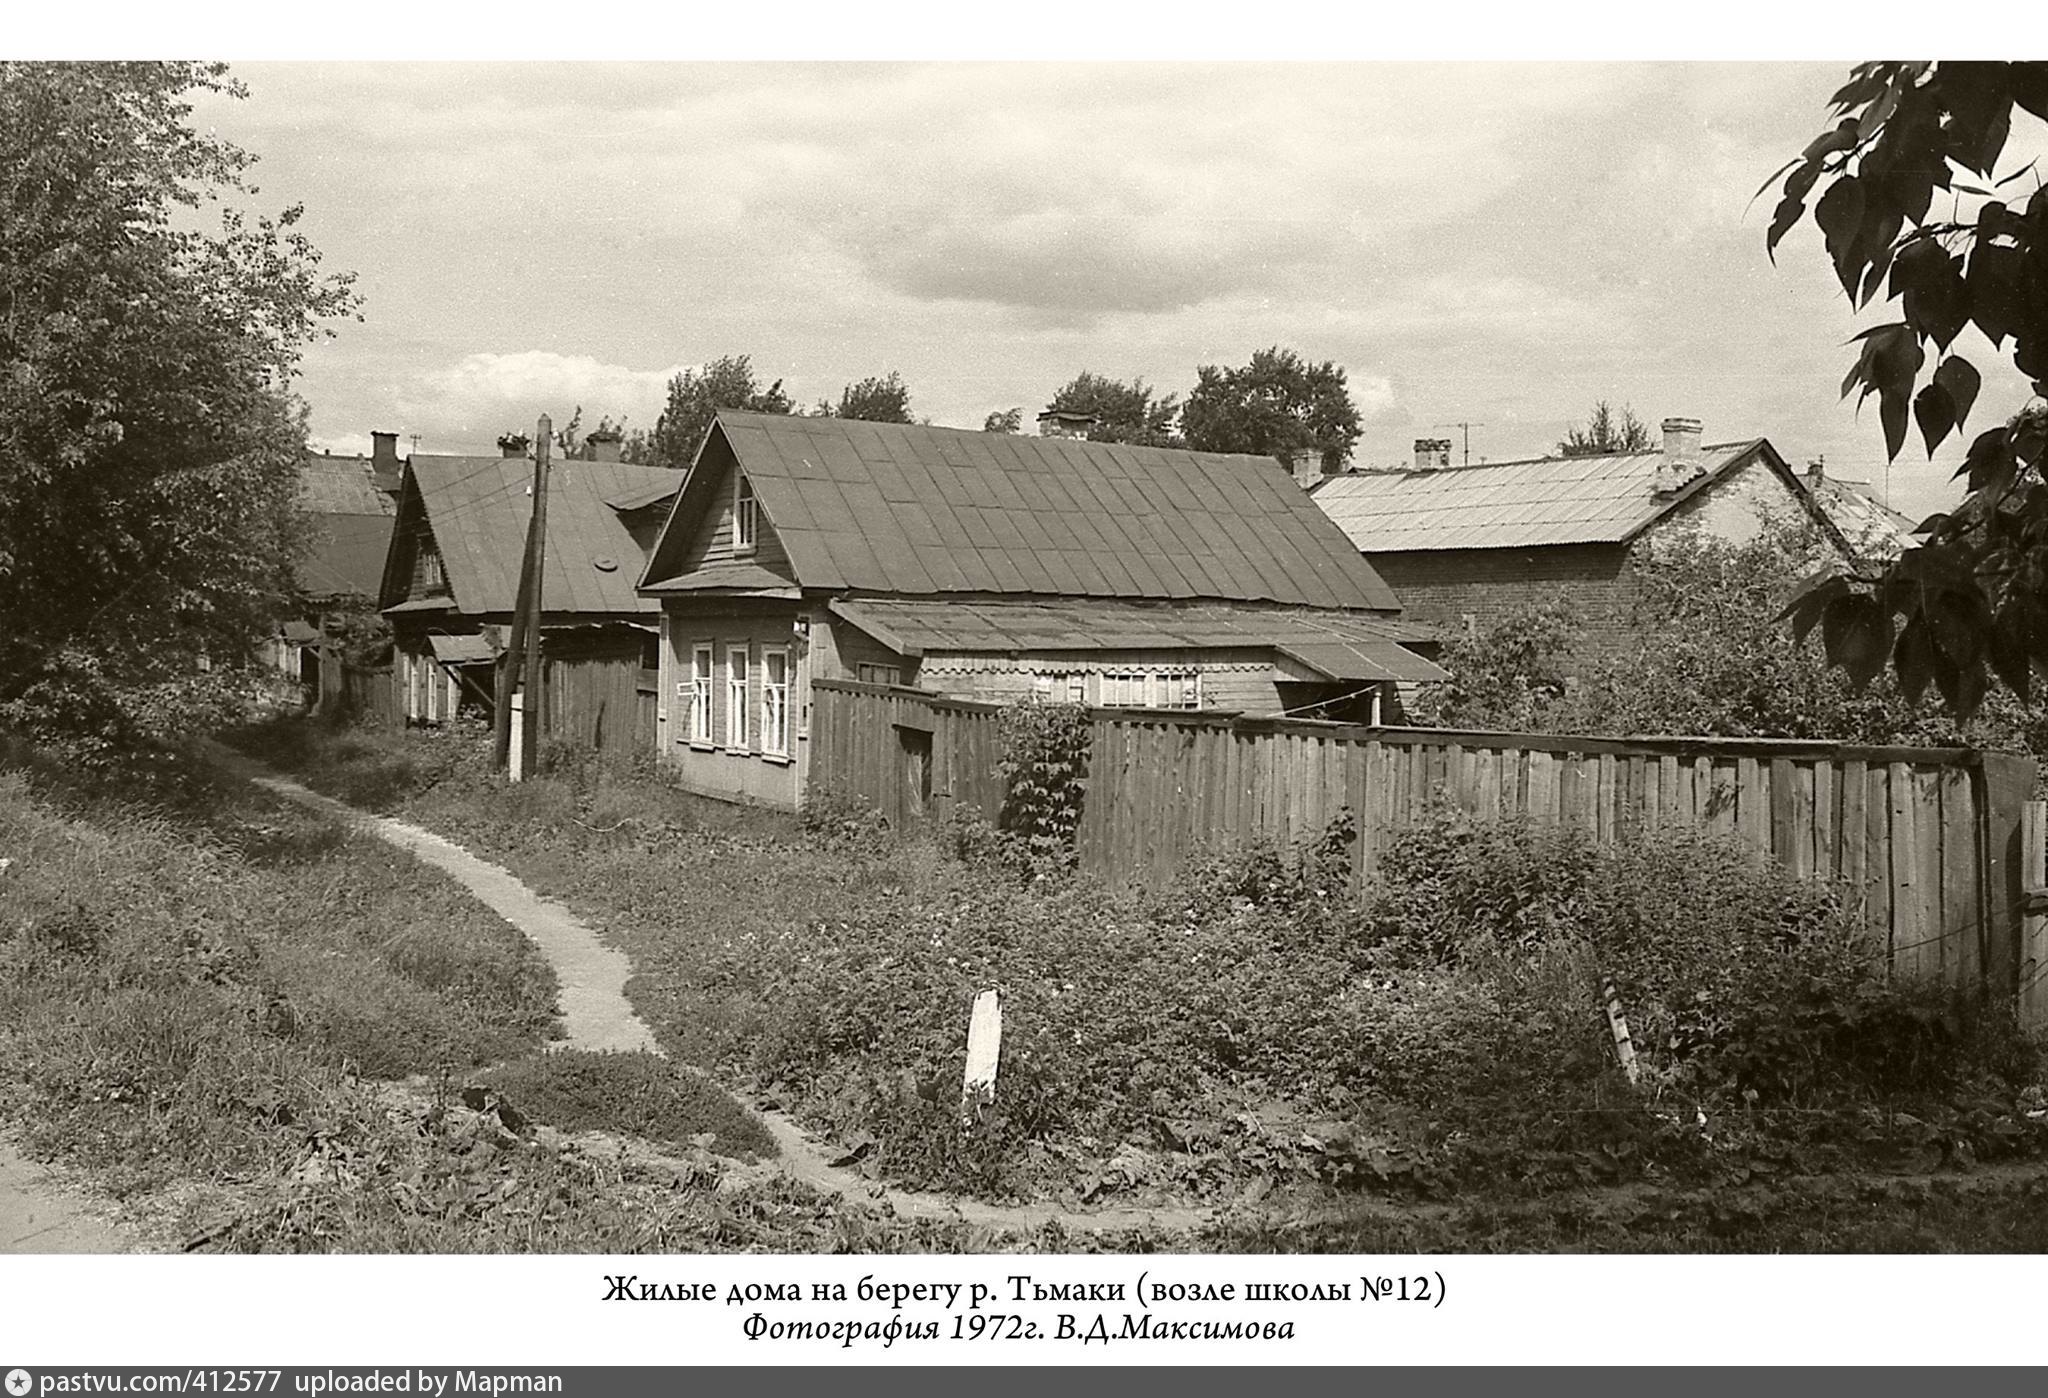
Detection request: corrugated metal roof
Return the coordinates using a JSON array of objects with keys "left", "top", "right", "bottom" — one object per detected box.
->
[
  {"left": 690, "top": 412, "right": 1401, "bottom": 611},
  {"left": 1311, "top": 441, "right": 1767, "bottom": 552},
  {"left": 1802, "top": 476, "right": 1923, "bottom": 560},
  {"left": 298, "top": 513, "right": 394, "bottom": 600},
  {"left": 405, "top": 456, "right": 675, "bottom": 617},
  {"left": 827, "top": 598, "right": 1444, "bottom": 680}
]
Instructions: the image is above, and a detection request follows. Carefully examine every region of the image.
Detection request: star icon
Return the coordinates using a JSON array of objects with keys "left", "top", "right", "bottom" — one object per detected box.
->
[{"left": 5, "top": 1370, "right": 32, "bottom": 1397}]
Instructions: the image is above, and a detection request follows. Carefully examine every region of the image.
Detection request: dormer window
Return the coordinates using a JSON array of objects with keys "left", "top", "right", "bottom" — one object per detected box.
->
[{"left": 733, "top": 474, "right": 757, "bottom": 555}]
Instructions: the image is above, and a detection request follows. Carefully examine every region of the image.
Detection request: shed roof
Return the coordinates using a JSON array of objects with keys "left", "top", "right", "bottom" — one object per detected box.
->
[
  {"left": 826, "top": 598, "right": 1446, "bottom": 681},
  {"left": 393, "top": 456, "right": 676, "bottom": 617},
  {"left": 1311, "top": 441, "right": 1777, "bottom": 552},
  {"left": 1801, "top": 475, "right": 1923, "bottom": 561},
  {"left": 647, "top": 412, "right": 1401, "bottom": 612},
  {"left": 299, "top": 513, "right": 395, "bottom": 601}
]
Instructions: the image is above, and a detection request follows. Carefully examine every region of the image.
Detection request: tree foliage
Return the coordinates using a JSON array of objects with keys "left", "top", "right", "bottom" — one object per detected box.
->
[
  {"left": 0, "top": 61, "right": 359, "bottom": 752},
  {"left": 1769, "top": 62, "right": 2048, "bottom": 717},
  {"left": 1180, "top": 346, "right": 1362, "bottom": 470},
  {"left": 1557, "top": 400, "right": 1653, "bottom": 457},
  {"left": 643, "top": 355, "right": 792, "bottom": 469},
  {"left": 1043, "top": 370, "right": 1181, "bottom": 447},
  {"left": 819, "top": 370, "right": 914, "bottom": 424},
  {"left": 1423, "top": 517, "right": 2048, "bottom": 760},
  {"left": 982, "top": 407, "right": 1023, "bottom": 434}
]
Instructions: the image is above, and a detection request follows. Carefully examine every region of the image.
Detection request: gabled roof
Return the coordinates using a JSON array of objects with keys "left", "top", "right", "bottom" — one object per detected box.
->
[
  {"left": 826, "top": 597, "right": 1445, "bottom": 681},
  {"left": 385, "top": 456, "right": 678, "bottom": 617},
  {"left": 299, "top": 513, "right": 395, "bottom": 601},
  {"left": 642, "top": 412, "right": 1402, "bottom": 611},
  {"left": 1311, "top": 440, "right": 1797, "bottom": 552},
  {"left": 300, "top": 451, "right": 397, "bottom": 516},
  {"left": 1800, "top": 475, "right": 1923, "bottom": 561}
]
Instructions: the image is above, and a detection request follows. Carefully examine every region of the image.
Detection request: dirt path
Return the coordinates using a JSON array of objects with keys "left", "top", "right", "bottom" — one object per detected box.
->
[
  {"left": 0, "top": 1139, "right": 135, "bottom": 1254},
  {"left": 206, "top": 745, "right": 1213, "bottom": 1235}
]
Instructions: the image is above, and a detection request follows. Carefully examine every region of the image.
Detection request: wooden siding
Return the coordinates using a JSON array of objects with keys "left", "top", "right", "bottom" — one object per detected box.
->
[
  {"left": 671, "top": 450, "right": 794, "bottom": 581},
  {"left": 810, "top": 680, "right": 2038, "bottom": 1010}
]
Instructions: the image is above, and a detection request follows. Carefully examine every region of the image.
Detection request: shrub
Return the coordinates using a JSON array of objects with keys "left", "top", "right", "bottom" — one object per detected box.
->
[
  {"left": 479, "top": 1051, "right": 776, "bottom": 1159},
  {"left": 993, "top": 701, "right": 1091, "bottom": 869}
]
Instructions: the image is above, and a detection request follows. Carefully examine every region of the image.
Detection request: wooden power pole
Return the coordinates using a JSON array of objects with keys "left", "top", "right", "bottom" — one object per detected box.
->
[
  {"left": 521, "top": 416, "right": 551, "bottom": 777},
  {"left": 491, "top": 416, "right": 552, "bottom": 773}
]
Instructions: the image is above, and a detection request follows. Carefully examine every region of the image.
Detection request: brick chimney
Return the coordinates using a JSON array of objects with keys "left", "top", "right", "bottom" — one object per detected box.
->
[
  {"left": 1654, "top": 417, "right": 1704, "bottom": 495},
  {"left": 1413, "top": 438, "right": 1453, "bottom": 471},
  {"left": 583, "top": 429, "right": 623, "bottom": 463},
  {"left": 371, "top": 431, "right": 399, "bottom": 473},
  {"left": 497, "top": 432, "right": 529, "bottom": 459}
]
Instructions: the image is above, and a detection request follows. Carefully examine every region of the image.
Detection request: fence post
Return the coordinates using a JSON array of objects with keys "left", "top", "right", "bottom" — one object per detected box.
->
[{"left": 2021, "top": 800, "right": 2047, "bottom": 1030}]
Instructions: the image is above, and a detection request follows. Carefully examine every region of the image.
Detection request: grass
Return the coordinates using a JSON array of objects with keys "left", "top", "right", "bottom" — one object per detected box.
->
[
  {"left": 479, "top": 1049, "right": 777, "bottom": 1159},
  {"left": 219, "top": 717, "right": 2048, "bottom": 1254}
]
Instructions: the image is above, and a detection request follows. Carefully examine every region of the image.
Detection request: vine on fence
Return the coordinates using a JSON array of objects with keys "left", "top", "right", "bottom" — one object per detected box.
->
[{"left": 994, "top": 700, "right": 1091, "bottom": 868}]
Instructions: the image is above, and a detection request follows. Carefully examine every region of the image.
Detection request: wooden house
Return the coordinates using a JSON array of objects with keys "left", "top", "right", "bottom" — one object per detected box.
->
[
  {"left": 379, "top": 448, "right": 679, "bottom": 751},
  {"left": 636, "top": 410, "right": 1445, "bottom": 810},
  {"left": 262, "top": 441, "right": 402, "bottom": 694}
]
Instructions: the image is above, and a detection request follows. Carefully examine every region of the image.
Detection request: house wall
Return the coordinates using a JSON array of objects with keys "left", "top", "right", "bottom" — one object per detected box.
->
[
  {"left": 915, "top": 650, "right": 1289, "bottom": 713},
  {"left": 657, "top": 602, "right": 805, "bottom": 809},
  {"left": 1660, "top": 452, "right": 1800, "bottom": 545},
  {"left": 1368, "top": 542, "right": 1641, "bottom": 663}
]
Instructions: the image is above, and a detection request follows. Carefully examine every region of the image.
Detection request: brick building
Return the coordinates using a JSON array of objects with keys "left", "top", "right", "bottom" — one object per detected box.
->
[{"left": 1309, "top": 418, "right": 1853, "bottom": 665}]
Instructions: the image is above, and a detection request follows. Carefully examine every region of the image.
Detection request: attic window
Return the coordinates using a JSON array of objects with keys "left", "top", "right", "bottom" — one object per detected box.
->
[{"left": 734, "top": 475, "right": 757, "bottom": 555}]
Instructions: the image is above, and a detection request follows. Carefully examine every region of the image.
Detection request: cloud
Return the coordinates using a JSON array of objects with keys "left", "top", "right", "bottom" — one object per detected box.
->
[{"left": 397, "top": 351, "right": 688, "bottom": 444}]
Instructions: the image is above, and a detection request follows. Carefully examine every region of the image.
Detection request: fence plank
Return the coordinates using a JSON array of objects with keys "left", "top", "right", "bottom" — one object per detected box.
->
[
  {"left": 1841, "top": 759, "right": 1868, "bottom": 924},
  {"left": 2023, "top": 802, "right": 2048, "bottom": 1028},
  {"left": 1941, "top": 765, "right": 1979, "bottom": 993}
]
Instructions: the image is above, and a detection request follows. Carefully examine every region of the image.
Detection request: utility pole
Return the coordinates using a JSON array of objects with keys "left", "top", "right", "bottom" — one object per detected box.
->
[
  {"left": 521, "top": 415, "right": 551, "bottom": 778},
  {"left": 1434, "top": 421, "right": 1485, "bottom": 465},
  {"left": 491, "top": 416, "right": 551, "bottom": 774}
]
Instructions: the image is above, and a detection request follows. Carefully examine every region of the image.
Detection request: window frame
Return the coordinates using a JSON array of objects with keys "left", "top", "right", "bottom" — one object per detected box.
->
[
  {"left": 733, "top": 474, "right": 758, "bottom": 556},
  {"left": 726, "top": 643, "right": 751, "bottom": 752},
  {"left": 689, "top": 642, "right": 715, "bottom": 745},
  {"left": 760, "top": 645, "right": 791, "bottom": 759}
]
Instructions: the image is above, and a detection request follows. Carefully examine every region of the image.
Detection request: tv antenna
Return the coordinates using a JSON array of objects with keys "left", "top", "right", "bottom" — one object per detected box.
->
[{"left": 1433, "top": 421, "right": 1486, "bottom": 466}]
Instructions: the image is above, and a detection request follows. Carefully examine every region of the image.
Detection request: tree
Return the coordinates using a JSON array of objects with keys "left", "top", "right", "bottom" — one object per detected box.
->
[
  {"left": 818, "top": 370, "right": 913, "bottom": 424},
  {"left": 0, "top": 61, "right": 359, "bottom": 753},
  {"left": 1557, "top": 400, "right": 1653, "bottom": 457},
  {"left": 1043, "top": 370, "right": 1181, "bottom": 447},
  {"left": 982, "top": 407, "right": 1023, "bottom": 434},
  {"left": 1769, "top": 62, "right": 2048, "bottom": 718},
  {"left": 1180, "top": 347, "right": 1361, "bottom": 469},
  {"left": 644, "top": 355, "right": 792, "bottom": 469}
]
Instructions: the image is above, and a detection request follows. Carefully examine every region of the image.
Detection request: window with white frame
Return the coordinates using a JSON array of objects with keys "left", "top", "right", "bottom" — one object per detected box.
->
[
  {"left": 733, "top": 475, "right": 757, "bottom": 554},
  {"left": 760, "top": 647, "right": 790, "bottom": 757},
  {"left": 1101, "top": 669, "right": 1201, "bottom": 710},
  {"left": 689, "top": 643, "right": 714, "bottom": 743},
  {"left": 1032, "top": 671, "right": 1087, "bottom": 703},
  {"left": 726, "top": 644, "right": 750, "bottom": 750}
]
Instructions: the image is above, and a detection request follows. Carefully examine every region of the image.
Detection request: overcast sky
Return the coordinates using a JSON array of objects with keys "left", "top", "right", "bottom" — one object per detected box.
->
[{"left": 193, "top": 60, "right": 2048, "bottom": 523}]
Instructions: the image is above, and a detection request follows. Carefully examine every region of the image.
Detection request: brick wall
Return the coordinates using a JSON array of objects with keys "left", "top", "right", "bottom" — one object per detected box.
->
[{"left": 1370, "top": 542, "right": 1644, "bottom": 666}]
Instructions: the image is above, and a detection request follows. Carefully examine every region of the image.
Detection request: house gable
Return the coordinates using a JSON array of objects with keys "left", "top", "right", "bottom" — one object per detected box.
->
[
  {"left": 640, "top": 428, "right": 796, "bottom": 590},
  {"left": 379, "top": 471, "right": 456, "bottom": 611}
]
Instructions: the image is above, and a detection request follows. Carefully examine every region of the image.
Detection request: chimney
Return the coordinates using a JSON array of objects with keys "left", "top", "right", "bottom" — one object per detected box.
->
[
  {"left": 497, "top": 432, "right": 529, "bottom": 459},
  {"left": 1413, "top": 438, "right": 1453, "bottom": 470},
  {"left": 584, "top": 429, "right": 623, "bottom": 463},
  {"left": 1806, "top": 456, "right": 1825, "bottom": 484},
  {"left": 371, "top": 431, "right": 399, "bottom": 472},
  {"left": 1287, "top": 448, "right": 1328, "bottom": 489},
  {"left": 1654, "top": 417, "right": 1704, "bottom": 495}
]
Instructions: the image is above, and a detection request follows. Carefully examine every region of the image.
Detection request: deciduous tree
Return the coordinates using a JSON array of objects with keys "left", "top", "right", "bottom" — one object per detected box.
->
[
  {"left": 0, "top": 61, "right": 359, "bottom": 753},
  {"left": 1769, "top": 62, "right": 2048, "bottom": 717},
  {"left": 644, "top": 355, "right": 792, "bottom": 469},
  {"left": 982, "top": 407, "right": 1023, "bottom": 434},
  {"left": 818, "top": 370, "right": 914, "bottom": 424},
  {"left": 1180, "top": 347, "right": 1361, "bottom": 470},
  {"left": 1043, "top": 371, "right": 1181, "bottom": 447}
]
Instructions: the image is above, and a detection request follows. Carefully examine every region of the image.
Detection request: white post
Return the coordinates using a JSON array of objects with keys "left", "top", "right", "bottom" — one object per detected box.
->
[
  {"left": 509, "top": 691, "right": 526, "bottom": 783},
  {"left": 961, "top": 989, "right": 1002, "bottom": 1122},
  {"left": 1601, "top": 974, "right": 1639, "bottom": 1087}
]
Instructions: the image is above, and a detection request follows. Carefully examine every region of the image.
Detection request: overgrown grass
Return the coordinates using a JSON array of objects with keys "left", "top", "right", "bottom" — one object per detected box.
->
[
  {"left": 480, "top": 1050, "right": 776, "bottom": 1159},
  {"left": 226, "top": 717, "right": 2048, "bottom": 1227}
]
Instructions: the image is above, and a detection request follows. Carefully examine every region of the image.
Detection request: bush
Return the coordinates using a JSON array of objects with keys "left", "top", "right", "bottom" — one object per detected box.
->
[{"left": 480, "top": 1051, "right": 776, "bottom": 1159}]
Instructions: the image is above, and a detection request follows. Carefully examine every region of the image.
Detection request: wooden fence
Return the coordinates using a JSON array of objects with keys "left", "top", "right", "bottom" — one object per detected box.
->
[
  {"left": 335, "top": 661, "right": 398, "bottom": 730},
  {"left": 810, "top": 680, "right": 2040, "bottom": 1009}
]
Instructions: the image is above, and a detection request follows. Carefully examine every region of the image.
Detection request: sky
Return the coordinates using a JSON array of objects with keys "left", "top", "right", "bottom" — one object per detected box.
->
[{"left": 188, "top": 58, "right": 2048, "bottom": 526}]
